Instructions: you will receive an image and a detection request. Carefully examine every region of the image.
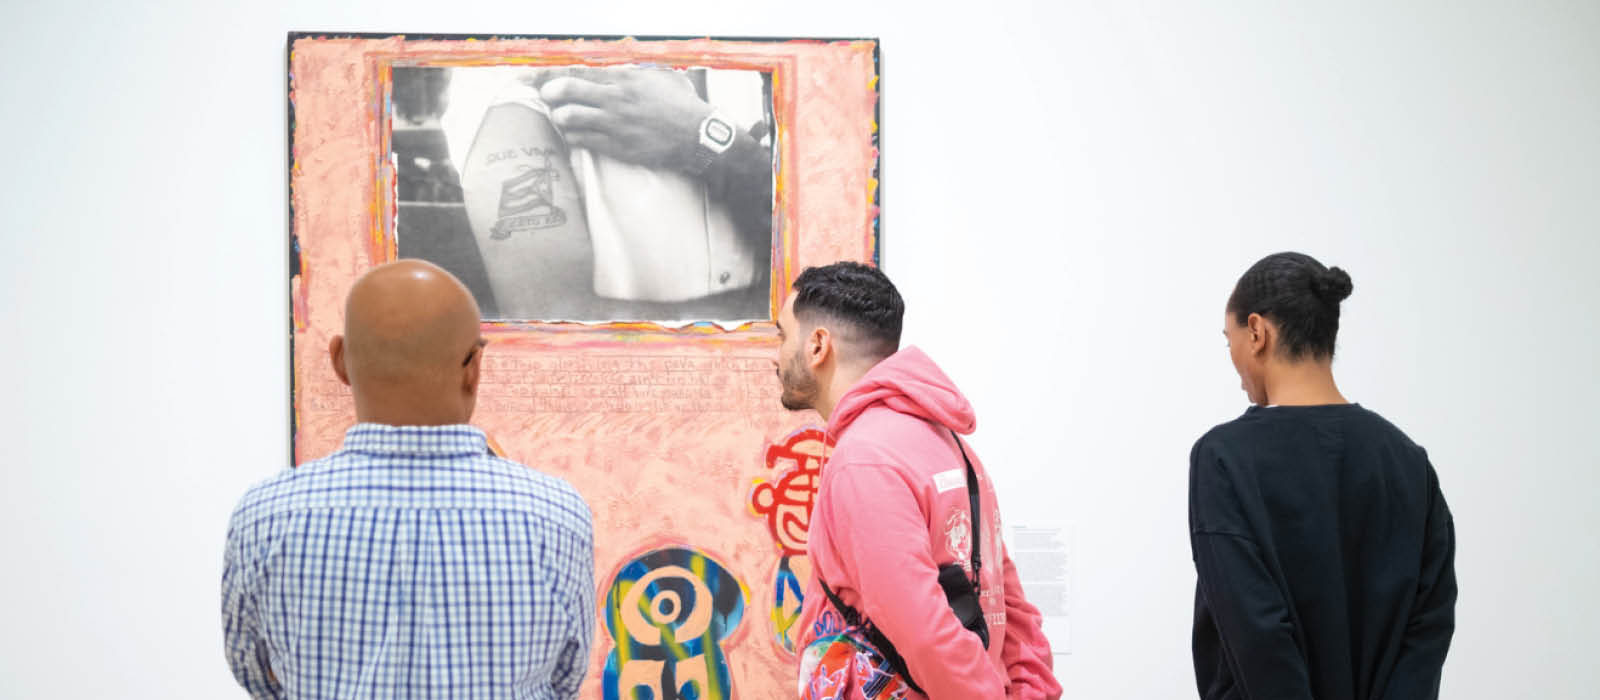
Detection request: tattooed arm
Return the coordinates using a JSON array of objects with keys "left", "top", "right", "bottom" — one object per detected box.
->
[{"left": 459, "top": 101, "right": 596, "bottom": 320}]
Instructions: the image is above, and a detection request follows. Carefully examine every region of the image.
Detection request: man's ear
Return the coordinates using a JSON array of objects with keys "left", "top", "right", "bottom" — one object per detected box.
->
[
  {"left": 806, "top": 326, "right": 833, "bottom": 371},
  {"left": 330, "top": 335, "right": 351, "bottom": 386},
  {"left": 462, "top": 342, "right": 484, "bottom": 396},
  {"left": 1245, "top": 313, "right": 1271, "bottom": 357}
]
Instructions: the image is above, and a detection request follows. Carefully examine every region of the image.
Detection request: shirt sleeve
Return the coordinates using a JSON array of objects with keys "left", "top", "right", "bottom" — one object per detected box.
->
[
  {"left": 1192, "top": 584, "right": 1242, "bottom": 700},
  {"left": 1189, "top": 438, "right": 1314, "bottom": 700},
  {"left": 221, "top": 517, "right": 284, "bottom": 699},
  {"left": 1379, "top": 465, "right": 1457, "bottom": 700},
  {"left": 549, "top": 515, "right": 596, "bottom": 700},
  {"left": 997, "top": 543, "right": 1063, "bottom": 700},
  {"left": 824, "top": 462, "right": 1006, "bottom": 699}
]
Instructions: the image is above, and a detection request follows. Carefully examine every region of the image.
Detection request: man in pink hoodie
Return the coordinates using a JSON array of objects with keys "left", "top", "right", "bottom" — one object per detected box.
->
[{"left": 777, "top": 262, "right": 1062, "bottom": 699}]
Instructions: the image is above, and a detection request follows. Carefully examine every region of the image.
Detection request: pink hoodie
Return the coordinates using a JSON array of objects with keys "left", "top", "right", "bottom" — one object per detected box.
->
[{"left": 797, "top": 347, "right": 1062, "bottom": 699}]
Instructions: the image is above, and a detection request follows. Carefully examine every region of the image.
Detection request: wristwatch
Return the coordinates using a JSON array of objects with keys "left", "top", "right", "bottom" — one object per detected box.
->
[{"left": 685, "top": 111, "right": 737, "bottom": 176}]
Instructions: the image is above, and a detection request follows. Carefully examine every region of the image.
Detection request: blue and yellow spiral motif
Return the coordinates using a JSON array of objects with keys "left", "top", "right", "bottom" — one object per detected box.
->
[{"left": 603, "top": 547, "right": 748, "bottom": 700}]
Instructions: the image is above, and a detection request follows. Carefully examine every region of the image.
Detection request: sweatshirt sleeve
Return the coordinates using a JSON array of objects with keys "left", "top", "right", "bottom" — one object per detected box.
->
[
  {"left": 824, "top": 462, "right": 1007, "bottom": 699},
  {"left": 1379, "top": 466, "right": 1457, "bottom": 700},
  {"left": 1189, "top": 439, "right": 1314, "bottom": 700},
  {"left": 997, "top": 544, "right": 1063, "bottom": 700}
]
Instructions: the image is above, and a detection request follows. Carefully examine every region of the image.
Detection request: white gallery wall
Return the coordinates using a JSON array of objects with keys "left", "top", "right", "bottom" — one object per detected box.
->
[{"left": 2, "top": 1, "right": 1595, "bottom": 697}]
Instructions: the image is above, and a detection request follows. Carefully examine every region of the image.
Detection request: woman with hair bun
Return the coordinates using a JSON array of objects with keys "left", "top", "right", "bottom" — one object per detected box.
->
[{"left": 1189, "top": 252, "right": 1457, "bottom": 700}]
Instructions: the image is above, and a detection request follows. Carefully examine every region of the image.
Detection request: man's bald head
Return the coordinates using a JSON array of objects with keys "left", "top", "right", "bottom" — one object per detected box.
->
[{"left": 331, "top": 260, "right": 485, "bottom": 425}]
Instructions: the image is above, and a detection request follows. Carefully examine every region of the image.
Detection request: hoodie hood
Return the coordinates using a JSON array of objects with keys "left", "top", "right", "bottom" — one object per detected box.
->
[{"left": 826, "top": 346, "right": 977, "bottom": 438}]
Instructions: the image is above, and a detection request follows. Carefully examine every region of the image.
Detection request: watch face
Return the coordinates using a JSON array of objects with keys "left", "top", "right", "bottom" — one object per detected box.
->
[{"left": 704, "top": 118, "right": 735, "bottom": 147}]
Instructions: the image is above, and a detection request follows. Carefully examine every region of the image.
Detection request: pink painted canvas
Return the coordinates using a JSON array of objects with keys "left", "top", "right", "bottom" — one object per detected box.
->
[{"left": 288, "top": 33, "right": 879, "bottom": 699}]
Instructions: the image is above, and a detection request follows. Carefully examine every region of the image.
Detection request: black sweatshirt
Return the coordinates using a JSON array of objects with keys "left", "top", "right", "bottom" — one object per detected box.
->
[{"left": 1189, "top": 404, "right": 1456, "bottom": 700}]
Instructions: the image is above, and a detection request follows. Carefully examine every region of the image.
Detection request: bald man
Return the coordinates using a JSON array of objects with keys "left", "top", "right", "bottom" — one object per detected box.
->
[{"left": 222, "top": 261, "right": 595, "bottom": 699}]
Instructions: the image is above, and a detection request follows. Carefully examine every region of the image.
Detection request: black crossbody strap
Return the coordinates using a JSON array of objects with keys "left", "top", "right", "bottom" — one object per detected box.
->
[
  {"left": 952, "top": 430, "right": 982, "bottom": 582},
  {"left": 818, "top": 432, "right": 984, "bottom": 606},
  {"left": 818, "top": 578, "right": 861, "bottom": 627},
  {"left": 810, "top": 428, "right": 984, "bottom": 697}
]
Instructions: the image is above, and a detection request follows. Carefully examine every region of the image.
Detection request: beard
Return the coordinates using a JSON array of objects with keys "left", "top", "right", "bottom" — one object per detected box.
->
[{"left": 777, "top": 353, "right": 820, "bottom": 412}]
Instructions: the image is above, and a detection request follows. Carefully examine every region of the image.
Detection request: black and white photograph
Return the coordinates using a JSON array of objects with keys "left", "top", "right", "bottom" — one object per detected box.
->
[{"left": 391, "top": 64, "right": 777, "bottom": 323}]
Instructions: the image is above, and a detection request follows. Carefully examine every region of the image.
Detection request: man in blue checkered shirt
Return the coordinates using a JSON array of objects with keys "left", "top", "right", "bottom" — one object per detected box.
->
[{"left": 223, "top": 260, "right": 596, "bottom": 699}]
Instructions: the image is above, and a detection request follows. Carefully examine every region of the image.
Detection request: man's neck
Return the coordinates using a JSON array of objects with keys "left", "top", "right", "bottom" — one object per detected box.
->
[
  {"left": 355, "top": 414, "right": 467, "bottom": 427},
  {"left": 814, "top": 360, "right": 875, "bottom": 424},
  {"left": 354, "top": 397, "right": 467, "bottom": 427}
]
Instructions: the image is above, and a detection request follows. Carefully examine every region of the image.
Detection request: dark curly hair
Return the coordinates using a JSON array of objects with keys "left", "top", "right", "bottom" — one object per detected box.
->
[
  {"left": 1227, "top": 252, "right": 1354, "bottom": 360},
  {"left": 792, "top": 261, "right": 904, "bottom": 360}
]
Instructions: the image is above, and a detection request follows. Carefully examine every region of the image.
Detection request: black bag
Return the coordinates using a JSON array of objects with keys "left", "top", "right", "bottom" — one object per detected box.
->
[{"left": 819, "top": 430, "right": 989, "bottom": 695}]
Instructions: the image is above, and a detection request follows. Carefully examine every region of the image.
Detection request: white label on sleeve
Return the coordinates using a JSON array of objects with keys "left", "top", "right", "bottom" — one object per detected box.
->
[{"left": 933, "top": 469, "right": 965, "bottom": 493}]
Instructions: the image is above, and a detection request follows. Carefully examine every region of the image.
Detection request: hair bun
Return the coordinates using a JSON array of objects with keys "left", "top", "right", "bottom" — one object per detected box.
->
[{"left": 1311, "top": 266, "right": 1353, "bottom": 304}]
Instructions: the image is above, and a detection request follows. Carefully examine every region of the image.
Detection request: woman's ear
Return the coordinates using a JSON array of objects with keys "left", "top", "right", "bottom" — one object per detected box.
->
[{"left": 1246, "top": 313, "right": 1271, "bottom": 357}]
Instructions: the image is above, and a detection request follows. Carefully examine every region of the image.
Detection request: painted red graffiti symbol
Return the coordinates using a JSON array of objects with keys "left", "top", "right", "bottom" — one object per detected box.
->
[{"left": 750, "top": 428, "right": 832, "bottom": 556}]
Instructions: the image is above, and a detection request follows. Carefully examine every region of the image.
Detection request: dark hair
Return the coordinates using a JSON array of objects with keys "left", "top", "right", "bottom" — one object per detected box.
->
[
  {"left": 792, "top": 261, "right": 904, "bottom": 359},
  {"left": 1227, "top": 252, "right": 1354, "bottom": 360}
]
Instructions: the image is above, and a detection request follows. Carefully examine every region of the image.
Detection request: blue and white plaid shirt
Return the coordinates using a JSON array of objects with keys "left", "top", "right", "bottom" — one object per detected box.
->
[{"left": 222, "top": 424, "right": 595, "bottom": 699}]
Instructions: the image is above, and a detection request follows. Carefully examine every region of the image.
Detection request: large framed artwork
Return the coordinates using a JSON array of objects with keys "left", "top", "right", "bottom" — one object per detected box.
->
[{"left": 287, "top": 33, "right": 880, "bottom": 698}]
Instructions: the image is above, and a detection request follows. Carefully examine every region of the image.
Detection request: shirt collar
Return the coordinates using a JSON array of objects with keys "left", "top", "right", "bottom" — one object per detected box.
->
[{"left": 339, "top": 423, "right": 491, "bottom": 457}]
